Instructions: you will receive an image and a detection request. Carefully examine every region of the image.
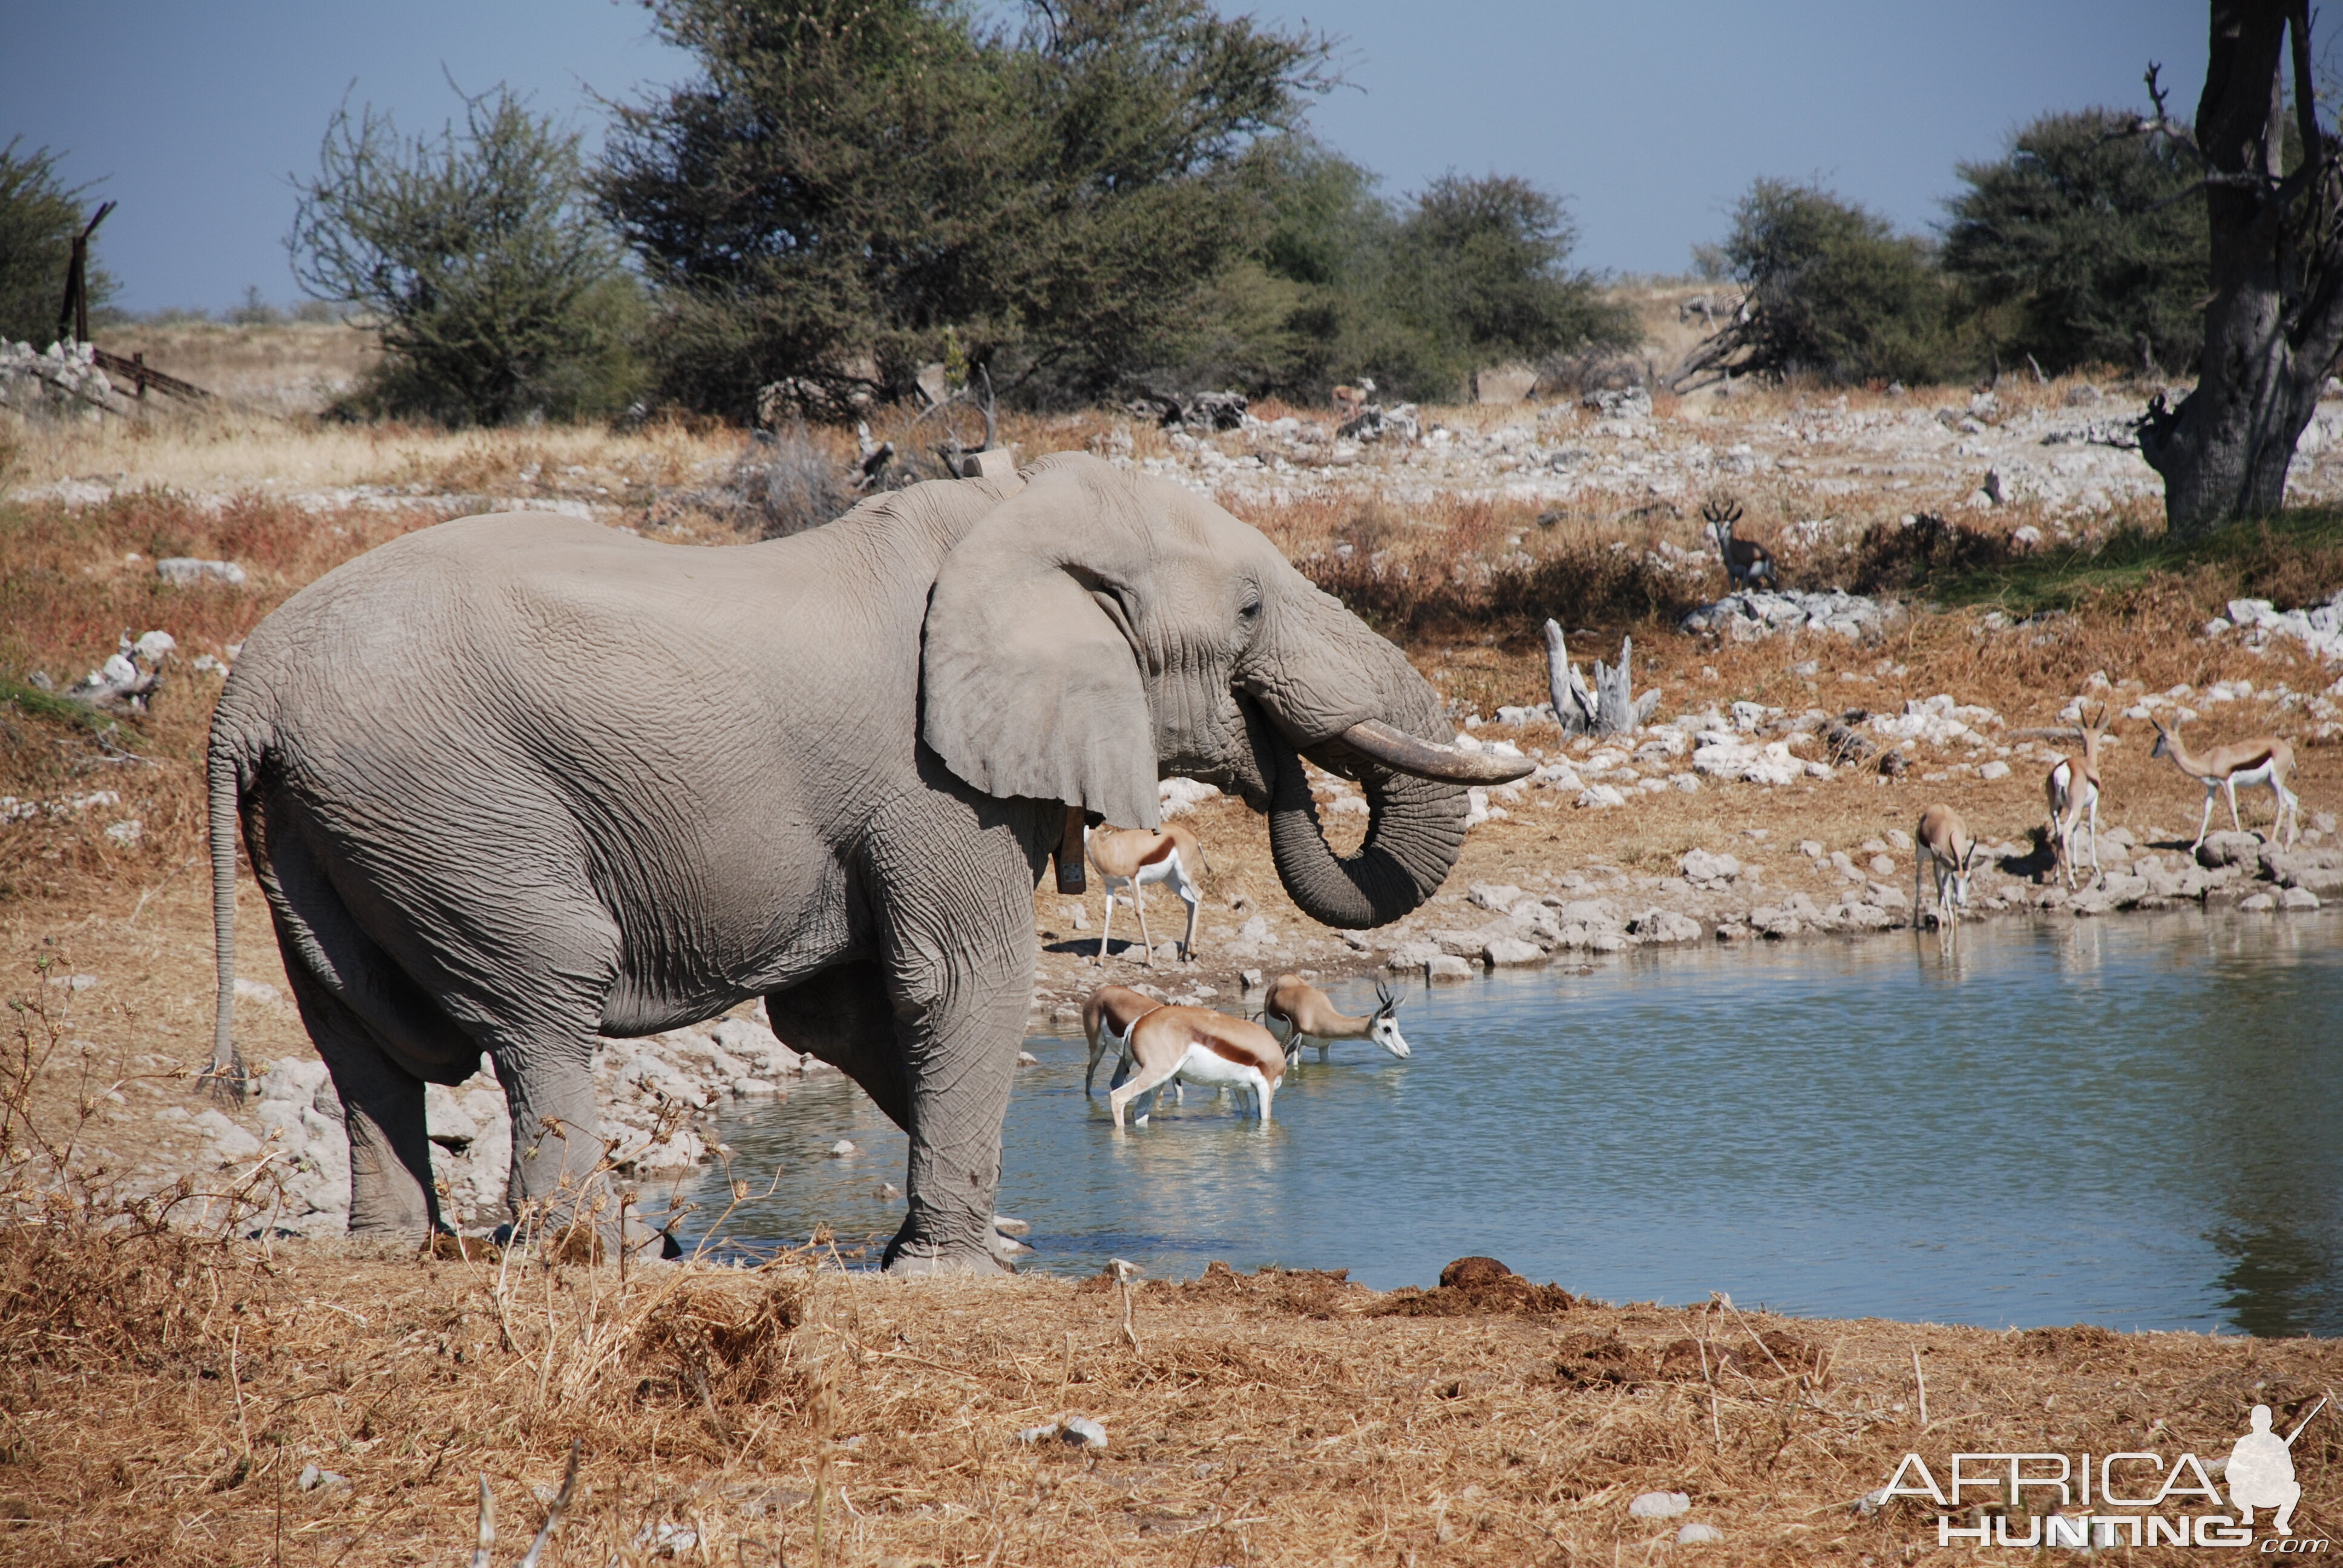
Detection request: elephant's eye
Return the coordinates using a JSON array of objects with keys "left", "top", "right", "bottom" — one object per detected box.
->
[{"left": 1239, "top": 598, "right": 1262, "bottom": 622}]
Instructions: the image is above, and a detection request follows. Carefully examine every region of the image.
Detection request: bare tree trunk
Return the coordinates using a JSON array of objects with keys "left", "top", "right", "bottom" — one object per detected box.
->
[
  {"left": 2142, "top": 1, "right": 2343, "bottom": 538},
  {"left": 1544, "top": 620, "right": 1657, "bottom": 737}
]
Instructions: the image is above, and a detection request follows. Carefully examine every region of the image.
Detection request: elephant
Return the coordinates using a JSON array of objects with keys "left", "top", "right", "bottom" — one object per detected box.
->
[{"left": 204, "top": 452, "right": 1528, "bottom": 1272}]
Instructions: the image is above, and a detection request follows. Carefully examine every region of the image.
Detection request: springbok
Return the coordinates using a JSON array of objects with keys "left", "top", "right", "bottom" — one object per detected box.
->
[
  {"left": 1106, "top": 1005, "right": 1285, "bottom": 1129},
  {"left": 1913, "top": 804, "right": 1981, "bottom": 927},
  {"left": 1081, "top": 983, "right": 1164, "bottom": 1096},
  {"left": 2149, "top": 717, "right": 2300, "bottom": 851},
  {"left": 1703, "top": 498, "right": 1778, "bottom": 592},
  {"left": 2045, "top": 702, "right": 2112, "bottom": 889},
  {"left": 1085, "top": 822, "right": 1205, "bottom": 965},
  {"left": 1262, "top": 974, "right": 1409, "bottom": 1066},
  {"left": 1331, "top": 378, "right": 1376, "bottom": 417}
]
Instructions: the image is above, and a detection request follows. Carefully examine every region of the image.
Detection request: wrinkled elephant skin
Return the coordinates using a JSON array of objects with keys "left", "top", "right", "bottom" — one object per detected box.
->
[{"left": 206, "top": 453, "right": 1482, "bottom": 1272}]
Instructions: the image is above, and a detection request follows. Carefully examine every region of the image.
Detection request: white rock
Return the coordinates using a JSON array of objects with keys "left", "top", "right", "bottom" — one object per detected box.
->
[
  {"left": 156, "top": 557, "right": 247, "bottom": 587},
  {"left": 1158, "top": 777, "right": 1223, "bottom": 817},
  {"left": 1484, "top": 937, "right": 1544, "bottom": 966},
  {"left": 1978, "top": 759, "right": 2011, "bottom": 780},
  {"left": 828, "top": 1139, "right": 859, "bottom": 1157},
  {"left": 1677, "top": 1521, "right": 1724, "bottom": 1544},
  {"left": 1425, "top": 953, "right": 1476, "bottom": 982},
  {"left": 192, "top": 1109, "right": 261, "bottom": 1161},
  {"left": 1679, "top": 849, "right": 1741, "bottom": 883},
  {"left": 1575, "top": 784, "right": 1627, "bottom": 809},
  {"left": 1467, "top": 881, "right": 1524, "bottom": 911},
  {"left": 1629, "top": 1491, "right": 1691, "bottom": 1518}
]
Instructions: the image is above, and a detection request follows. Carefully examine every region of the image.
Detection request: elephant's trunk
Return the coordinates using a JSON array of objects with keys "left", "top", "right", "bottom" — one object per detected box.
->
[{"left": 1260, "top": 719, "right": 1470, "bottom": 930}]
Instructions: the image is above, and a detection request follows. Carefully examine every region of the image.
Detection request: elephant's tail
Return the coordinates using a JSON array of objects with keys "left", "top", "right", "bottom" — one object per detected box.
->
[{"left": 206, "top": 708, "right": 254, "bottom": 1095}]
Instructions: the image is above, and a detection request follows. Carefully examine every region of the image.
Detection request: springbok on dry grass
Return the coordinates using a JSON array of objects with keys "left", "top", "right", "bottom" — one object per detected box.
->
[
  {"left": 1086, "top": 822, "right": 1205, "bottom": 965},
  {"left": 1702, "top": 498, "right": 1777, "bottom": 592},
  {"left": 2150, "top": 717, "right": 2301, "bottom": 851},
  {"left": 2045, "top": 702, "right": 2112, "bottom": 889},
  {"left": 1081, "top": 983, "right": 1165, "bottom": 1096},
  {"left": 1914, "top": 804, "right": 1981, "bottom": 927},
  {"left": 1262, "top": 973, "right": 1409, "bottom": 1066},
  {"left": 1331, "top": 378, "right": 1375, "bottom": 416},
  {"left": 1107, "top": 1006, "right": 1285, "bottom": 1129}
]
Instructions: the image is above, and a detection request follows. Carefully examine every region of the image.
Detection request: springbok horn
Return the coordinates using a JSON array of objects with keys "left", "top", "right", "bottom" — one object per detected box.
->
[{"left": 1337, "top": 720, "right": 1536, "bottom": 785}]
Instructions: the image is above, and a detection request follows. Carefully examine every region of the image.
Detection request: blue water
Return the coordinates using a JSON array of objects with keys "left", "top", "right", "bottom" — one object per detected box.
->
[{"left": 687, "top": 910, "right": 2343, "bottom": 1335}]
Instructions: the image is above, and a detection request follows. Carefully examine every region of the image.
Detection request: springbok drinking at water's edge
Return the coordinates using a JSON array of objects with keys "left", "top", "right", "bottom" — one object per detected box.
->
[
  {"left": 2149, "top": 717, "right": 2301, "bottom": 851},
  {"left": 2045, "top": 702, "right": 2112, "bottom": 890},
  {"left": 1081, "top": 983, "right": 1164, "bottom": 1095},
  {"left": 1107, "top": 1006, "right": 1286, "bottom": 1129},
  {"left": 1261, "top": 973, "right": 1409, "bottom": 1066},
  {"left": 1085, "top": 822, "right": 1205, "bottom": 965},
  {"left": 1913, "top": 803, "right": 1981, "bottom": 928}
]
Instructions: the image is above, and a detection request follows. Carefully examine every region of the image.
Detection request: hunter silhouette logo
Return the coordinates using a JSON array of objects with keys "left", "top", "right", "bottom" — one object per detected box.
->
[
  {"left": 1876, "top": 1394, "right": 2329, "bottom": 1550},
  {"left": 2228, "top": 1399, "right": 2322, "bottom": 1537}
]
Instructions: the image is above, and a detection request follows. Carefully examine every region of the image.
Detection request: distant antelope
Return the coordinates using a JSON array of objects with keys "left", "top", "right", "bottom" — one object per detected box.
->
[
  {"left": 1703, "top": 498, "right": 1778, "bottom": 592},
  {"left": 2149, "top": 717, "right": 2300, "bottom": 851},
  {"left": 1107, "top": 1005, "right": 1285, "bottom": 1129},
  {"left": 1913, "top": 803, "right": 1981, "bottom": 927},
  {"left": 1082, "top": 983, "right": 1164, "bottom": 1096},
  {"left": 2045, "top": 703, "right": 2112, "bottom": 889},
  {"left": 1331, "top": 377, "right": 1375, "bottom": 416},
  {"left": 1262, "top": 974, "right": 1409, "bottom": 1067},
  {"left": 1086, "top": 823, "right": 1206, "bottom": 965}
]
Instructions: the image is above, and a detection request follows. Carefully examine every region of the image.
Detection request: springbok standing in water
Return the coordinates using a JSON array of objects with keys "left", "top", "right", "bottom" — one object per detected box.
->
[
  {"left": 1081, "top": 983, "right": 1164, "bottom": 1096},
  {"left": 1262, "top": 974, "right": 1410, "bottom": 1067},
  {"left": 2045, "top": 703, "right": 2112, "bottom": 889},
  {"left": 1913, "top": 803, "right": 1981, "bottom": 927},
  {"left": 2149, "top": 717, "right": 2301, "bottom": 851},
  {"left": 1106, "top": 1006, "right": 1286, "bottom": 1129},
  {"left": 1085, "top": 822, "right": 1205, "bottom": 965}
]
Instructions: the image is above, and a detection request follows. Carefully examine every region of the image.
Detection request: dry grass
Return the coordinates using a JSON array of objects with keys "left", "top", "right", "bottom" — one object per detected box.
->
[
  {"left": 90, "top": 320, "right": 384, "bottom": 417},
  {"left": 2, "top": 1212, "right": 2336, "bottom": 1566}
]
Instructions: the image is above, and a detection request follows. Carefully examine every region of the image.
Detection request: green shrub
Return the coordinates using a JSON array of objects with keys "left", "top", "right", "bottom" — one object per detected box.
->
[
  {"left": 1715, "top": 179, "right": 1960, "bottom": 385},
  {"left": 1942, "top": 108, "right": 2206, "bottom": 376},
  {"left": 289, "top": 85, "right": 643, "bottom": 425},
  {"left": 0, "top": 140, "right": 113, "bottom": 348}
]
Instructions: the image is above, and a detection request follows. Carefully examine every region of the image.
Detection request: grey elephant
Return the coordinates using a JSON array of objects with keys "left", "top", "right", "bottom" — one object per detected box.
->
[{"left": 205, "top": 452, "right": 1524, "bottom": 1272}]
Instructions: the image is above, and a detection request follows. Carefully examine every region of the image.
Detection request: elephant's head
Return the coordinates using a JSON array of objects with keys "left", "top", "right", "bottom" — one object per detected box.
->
[{"left": 921, "top": 452, "right": 1527, "bottom": 928}]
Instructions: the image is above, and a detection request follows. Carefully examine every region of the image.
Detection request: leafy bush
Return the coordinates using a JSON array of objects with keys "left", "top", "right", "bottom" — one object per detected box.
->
[
  {"left": 290, "top": 85, "right": 644, "bottom": 425},
  {"left": 0, "top": 140, "right": 112, "bottom": 347},
  {"left": 1713, "top": 180, "right": 1961, "bottom": 385},
  {"left": 1942, "top": 108, "right": 2206, "bottom": 376}
]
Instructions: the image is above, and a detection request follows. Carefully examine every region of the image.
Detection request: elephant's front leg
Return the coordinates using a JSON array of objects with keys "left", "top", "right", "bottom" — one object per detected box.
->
[{"left": 866, "top": 791, "right": 1050, "bottom": 1275}]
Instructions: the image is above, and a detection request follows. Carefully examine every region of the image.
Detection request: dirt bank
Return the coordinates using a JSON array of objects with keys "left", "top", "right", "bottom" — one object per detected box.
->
[{"left": 2, "top": 1226, "right": 2335, "bottom": 1566}]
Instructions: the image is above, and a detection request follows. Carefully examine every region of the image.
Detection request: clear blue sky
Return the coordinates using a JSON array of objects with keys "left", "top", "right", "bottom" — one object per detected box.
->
[{"left": 3, "top": 1, "right": 2209, "bottom": 314}]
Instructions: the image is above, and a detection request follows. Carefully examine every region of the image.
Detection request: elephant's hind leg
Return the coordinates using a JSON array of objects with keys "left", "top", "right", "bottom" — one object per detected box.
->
[{"left": 276, "top": 955, "right": 441, "bottom": 1238}]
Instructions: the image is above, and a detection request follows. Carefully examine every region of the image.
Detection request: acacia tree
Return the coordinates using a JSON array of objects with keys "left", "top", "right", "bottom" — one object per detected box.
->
[
  {"left": 2137, "top": 1, "right": 2343, "bottom": 536},
  {"left": 1942, "top": 108, "right": 2207, "bottom": 376},
  {"left": 290, "top": 84, "right": 640, "bottom": 425},
  {"left": 594, "top": 0, "right": 1334, "bottom": 416}
]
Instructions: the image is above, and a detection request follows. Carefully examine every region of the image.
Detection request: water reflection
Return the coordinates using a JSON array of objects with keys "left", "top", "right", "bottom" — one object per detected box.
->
[{"left": 691, "top": 910, "right": 2341, "bottom": 1334}]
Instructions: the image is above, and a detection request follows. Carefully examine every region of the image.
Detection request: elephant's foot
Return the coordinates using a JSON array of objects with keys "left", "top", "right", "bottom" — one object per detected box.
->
[{"left": 881, "top": 1224, "right": 1014, "bottom": 1278}]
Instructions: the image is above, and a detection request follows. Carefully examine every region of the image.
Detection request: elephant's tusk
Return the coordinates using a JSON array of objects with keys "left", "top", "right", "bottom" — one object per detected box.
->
[{"left": 1335, "top": 719, "right": 1536, "bottom": 785}]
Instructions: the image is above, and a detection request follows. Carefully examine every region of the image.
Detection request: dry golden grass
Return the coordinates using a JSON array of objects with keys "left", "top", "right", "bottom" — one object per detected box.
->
[
  {"left": 90, "top": 319, "right": 383, "bottom": 416},
  {"left": 1, "top": 1212, "right": 2336, "bottom": 1566}
]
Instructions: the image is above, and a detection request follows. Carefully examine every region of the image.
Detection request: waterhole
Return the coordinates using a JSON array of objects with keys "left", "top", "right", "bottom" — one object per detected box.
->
[{"left": 690, "top": 909, "right": 2340, "bottom": 1334}]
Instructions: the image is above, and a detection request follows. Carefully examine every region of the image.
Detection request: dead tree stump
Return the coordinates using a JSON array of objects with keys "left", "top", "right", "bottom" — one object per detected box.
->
[{"left": 1544, "top": 620, "right": 1658, "bottom": 737}]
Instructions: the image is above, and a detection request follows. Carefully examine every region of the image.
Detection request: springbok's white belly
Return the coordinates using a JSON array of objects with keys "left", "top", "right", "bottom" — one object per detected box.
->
[
  {"left": 2224, "top": 762, "right": 2279, "bottom": 788},
  {"left": 1175, "top": 1043, "right": 1271, "bottom": 1092}
]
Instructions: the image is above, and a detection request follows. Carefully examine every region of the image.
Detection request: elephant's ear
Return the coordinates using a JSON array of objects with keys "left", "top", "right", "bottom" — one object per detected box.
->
[{"left": 922, "top": 456, "right": 1161, "bottom": 829}]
